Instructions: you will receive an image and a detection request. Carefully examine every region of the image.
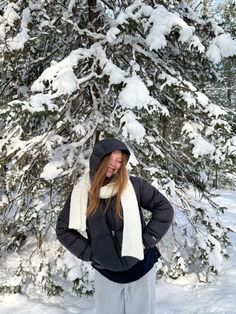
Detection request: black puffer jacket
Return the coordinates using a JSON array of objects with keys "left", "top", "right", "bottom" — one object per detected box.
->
[{"left": 56, "top": 138, "right": 174, "bottom": 272}]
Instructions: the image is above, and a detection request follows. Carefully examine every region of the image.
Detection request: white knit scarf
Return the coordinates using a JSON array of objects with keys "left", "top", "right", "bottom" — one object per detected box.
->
[{"left": 69, "top": 172, "right": 144, "bottom": 260}]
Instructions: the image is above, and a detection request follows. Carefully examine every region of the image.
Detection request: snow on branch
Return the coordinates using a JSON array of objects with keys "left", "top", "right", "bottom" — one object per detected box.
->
[
  {"left": 203, "top": 103, "right": 227, "bottom": 118},
  {"left": 0, "top": 4, "right": 31, "bottom": 52},
  {"left": 31, "top": 43, "right": 127, "bottom": 98},
  {"left": 182, "top": 121, "right": 215, "bottom": 158},
  {"left": 9, "top": 96, "right": 58, "bottom": 114},
  {"left": 105, "top": 1, "right": 236, "bottom": 64},
  {"left": 120, "top": 111, "right": 145, "bottom": 143},
  {"left": 118, "top": 76, "right": 151, "bottom": 109},
  {"left": 94, "top": 45, "right": 127, "bottom": 85},
  {"left": 228, "top": 136, "right": 236, "bottom": 156},
  {"left": 146, "top": 5, "right": 194, "bottom": 51},
  {"left": 1, "top": 2, "right": 20, "bottom": 26},
  {"left": 206, "top": 34, "right": 236, "bottom": 64},
  {"left": 118, "top": 75, "right": 169, "bottom": 116},
  {"left": 31, "top": 48, "right": 92, "bottom": 96},
  {"left": 158, "top": 71, "right": 228, "bottom": 120}
]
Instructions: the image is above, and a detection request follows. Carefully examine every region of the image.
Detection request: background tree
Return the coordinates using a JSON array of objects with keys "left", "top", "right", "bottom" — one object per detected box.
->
[{"left": 0, "top": 0, "right": 236, "bottom": 296}]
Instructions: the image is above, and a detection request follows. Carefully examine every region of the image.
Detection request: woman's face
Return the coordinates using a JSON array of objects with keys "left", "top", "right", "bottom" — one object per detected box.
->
[{"left": 106, "top": 150, "right": 123, "bottom": 177}]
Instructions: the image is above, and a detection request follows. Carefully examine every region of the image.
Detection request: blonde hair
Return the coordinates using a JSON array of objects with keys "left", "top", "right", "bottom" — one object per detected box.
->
[{"left": 87, "top": 153, "right": 128, "bottom": 217}]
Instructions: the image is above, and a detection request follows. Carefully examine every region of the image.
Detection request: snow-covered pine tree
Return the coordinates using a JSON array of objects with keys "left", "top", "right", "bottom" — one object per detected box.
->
[
  {"left": 195, "top": 0, "right": 236, "bottom": 188},
  {"left": 215, "top": 0, "right": 236, "bottom": 188},
  {"left": 0, "top": 0, "right": 236, "bottom": 296}
]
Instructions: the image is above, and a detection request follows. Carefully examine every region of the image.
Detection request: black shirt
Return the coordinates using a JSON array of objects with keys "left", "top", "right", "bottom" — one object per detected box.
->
[{"left": 92, "top": 246, "right": 160, "bottom": 283}]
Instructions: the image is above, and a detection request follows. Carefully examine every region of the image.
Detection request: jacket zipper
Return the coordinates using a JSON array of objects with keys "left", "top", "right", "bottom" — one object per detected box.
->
[{"left": 105, "top": 209, "right": 124, "bottom": 265}]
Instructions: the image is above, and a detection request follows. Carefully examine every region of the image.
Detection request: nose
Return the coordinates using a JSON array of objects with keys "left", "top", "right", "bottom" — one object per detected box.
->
[
  {"left": 109, "top": 161, "right": 115, "bottom": 168},
  {"left": 109, "top": 158, "right": 115, "bottom": 166}
]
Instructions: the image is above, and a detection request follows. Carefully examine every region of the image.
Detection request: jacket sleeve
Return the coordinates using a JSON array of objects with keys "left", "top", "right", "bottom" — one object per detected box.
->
[
  {"left": 137, "top": 178, "right": 174, "bottom": 249},
  {"left": 56, "top": 195, "right": 92, "bottom": 261}
]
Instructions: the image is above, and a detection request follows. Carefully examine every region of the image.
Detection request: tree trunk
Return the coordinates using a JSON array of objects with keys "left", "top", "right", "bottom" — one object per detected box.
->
[
  {"left": 203, "top": 0, "right": 209, "bottom": 17},
  {"left": 88, "top": 0, "right": 99, "bottom": 27},
  {"left": 224, "top": 59, "right": 235, "bottom": 108},
  {"left": 213, "top": 166, "right": 218, "bottom": 189}
]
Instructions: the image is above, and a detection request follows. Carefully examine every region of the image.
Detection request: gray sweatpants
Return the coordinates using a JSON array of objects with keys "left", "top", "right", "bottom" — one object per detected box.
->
[{"left": 94, "top": 266, "right": 157, "bottom": 314}]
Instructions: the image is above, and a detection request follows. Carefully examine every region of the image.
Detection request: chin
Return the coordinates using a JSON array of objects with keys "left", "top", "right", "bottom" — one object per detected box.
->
[
  {"left": 106, "top": 172, "right": 118, "bottom": 179},
  {"left": 105, "top": 173, "right": 112, "bottom": 178}
]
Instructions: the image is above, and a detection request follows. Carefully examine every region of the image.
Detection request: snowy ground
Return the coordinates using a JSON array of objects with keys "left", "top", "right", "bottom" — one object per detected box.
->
[{"left": 0, "top": 189, "right": 236, "bottom": 314}]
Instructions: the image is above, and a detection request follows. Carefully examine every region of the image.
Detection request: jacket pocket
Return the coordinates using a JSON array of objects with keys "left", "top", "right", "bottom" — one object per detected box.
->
[
  {"left": 81, "top": 242, "right": 92, "bottom": 261},
  {"left": 142, "top": 231, "right": 157, "bottom": 249}
]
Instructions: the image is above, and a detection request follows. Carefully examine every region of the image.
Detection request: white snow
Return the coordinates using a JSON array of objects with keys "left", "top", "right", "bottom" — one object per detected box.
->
[
  {"left": 29, "top": 94, "right": 58, "bottom": 113},
  {"left": 192, "top": 136, "right": 215, "bottom": 158},
  {"left": 189, "top": 35, "right": 205, "bottom": 53},
  {"left": 150, "top": 144, "right": 164, "bottom": 158},
  {"left": 214, "top": 33, "right": 236, "bottom": 58},
  {"left": 207, "top": 34, "right": 236, "bottom": 64},
  {"left": 120, "top": 111, "right": 146, "bottom": 143},
  {"left": 3, "top": 3, "right": 20, "bottom": 27},
  {"left": 106, "top": 27, "right": 120, "bottom": 43},
  {"left": 116, "top": 12, "right": 129, "bottom": 25},
  {"left": 7, "top": 29, "right": 29, "bottom": 51},
  {"left": 67, "top": 0, "right": 76, "bottom": 13},
  {"left": 209, "top": 19, "right": 225, "bottom": 37},
  {"left": 182, "top": 122, "right": 216, "bottom": 158},
  {"left": 40, "top": 161, "right": 64, "bottom": 181},
  {"left": 31, "top": 48, "right": 91, "bottom": 95},
  {"left": 31, "top": 44, "right": 127, "bottom": 96},
  {"left": 125, "top": 1, "right": 142, "bottom": 22},
  {"left": 158, "top": 72, "right": 179, "bottom": 91},
  {"left": 204, "top": 103, "right": 227, "bottom": 118},
  {"left": 146, "top": 5, "right": 194, "bottom": 51},
  {"left": 196, "top": 91, "right": 209, "bottom": 107},
  {"left": 147, "top": 26, "right": 167, "bottom": 51},
  {"left": 118, "top": 76, "right": 151, "bottom": 109},
  {"left": 106, "top": 3, "right": 208, "bottom": 55},
  {"left": 7, "top": 7, "right": 31, "bottom": 51},
  {"left": 206, "top": 43, "right": 222, "bottom": 64},
  {"left": 182, "top": 80, "right": 197, "bottom": 92},
  {"left": 182, "top": 121, "right": 203, "bottom": 139},
  {"left": 63, "top": 252, "right": 94, "bottom": 285},
  {"left": 102, "top": 60, "right": 126, "bottom": 85},
  {"left": 180, "top": 91, "right": 197, "bottom": 108},
  {"left": 0, "top": 190, "right": 236, "bottom": 313},
  {"left": 140, "top": 5, "right": 153, "bottom": 17},
  {"left": 55, "top": 67, "right": 78, "bottom": 96},
  {"left": 73, "top": 124, "right": 86, "bottom": 136},
  {"left": 118, "top": 74, "right": 169, "bottom": 115},
  {"left": 228, "top": 136, "right": 236, "bottom": 156}
]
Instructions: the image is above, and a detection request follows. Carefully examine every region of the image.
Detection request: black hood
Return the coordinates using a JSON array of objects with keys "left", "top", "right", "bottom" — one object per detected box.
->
[{"left": 89, "top": 138, "right": 130, "bottom": 176}]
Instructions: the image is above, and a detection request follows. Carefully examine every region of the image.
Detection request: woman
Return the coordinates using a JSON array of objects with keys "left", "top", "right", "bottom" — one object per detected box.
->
[{"left": 56, "top": 138, "right": 174, "bottom": 314}]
